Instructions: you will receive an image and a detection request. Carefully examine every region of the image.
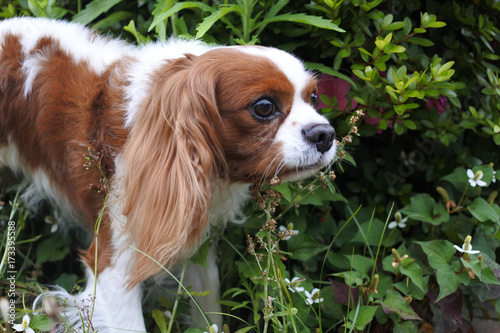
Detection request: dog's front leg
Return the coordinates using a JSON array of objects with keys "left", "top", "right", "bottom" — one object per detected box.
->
[
  {"left": 41, "top": 249, "right": 147, "bottom": 333},
  {"left": 183, "top": 242, "right": 222, "bottom": 329}
]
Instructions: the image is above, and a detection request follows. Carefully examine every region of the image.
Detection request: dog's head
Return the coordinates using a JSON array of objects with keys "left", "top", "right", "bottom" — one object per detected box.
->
[{"left": 121, "top": 45, "right": 336, "bottom": 285}]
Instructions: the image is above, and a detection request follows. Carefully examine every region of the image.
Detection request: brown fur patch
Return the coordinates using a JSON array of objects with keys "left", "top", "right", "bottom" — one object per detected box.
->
[{"left": 0, "top": 33, "right": 129, "bottom": 274}]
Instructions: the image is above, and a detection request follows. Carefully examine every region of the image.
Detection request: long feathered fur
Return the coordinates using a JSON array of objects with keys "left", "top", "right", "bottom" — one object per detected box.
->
[{"left": 121, "top": 55, "right": 227, "bottom": 286}]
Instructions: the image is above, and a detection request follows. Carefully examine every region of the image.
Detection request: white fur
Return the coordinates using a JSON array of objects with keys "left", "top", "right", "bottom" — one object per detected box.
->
[{"left": 274, "top": 98, "right": 337, "bottom": 179}]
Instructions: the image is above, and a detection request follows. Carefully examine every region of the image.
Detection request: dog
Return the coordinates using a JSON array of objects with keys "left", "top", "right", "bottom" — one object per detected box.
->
[{"left": 0, "top": 17, "right": 336, "bottom": 332}]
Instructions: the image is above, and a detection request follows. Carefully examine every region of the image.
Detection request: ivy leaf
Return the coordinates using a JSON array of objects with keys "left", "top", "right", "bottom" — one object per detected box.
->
[
  {"left": 330, "top": 271, "right": 365, "bottom": 286},
  {"left": 287, "top": 234, "right": 328, "bottom": 260},
  {"left": 399, "top": 194, "right": 449, "bottom": 225},
  {"left": 435, "top": 266, "right": 469, "bottom": 302},
  {"left": 463, "top": 257, "right": 500, "bottom": 285},
  {"left": 480, "top": 266, "right": 500, "bottom": 285},
  {"left": 469, "top": 198, "right": 500, "bottom": 224},
  {"left": 399, "top": 194, "right": 433, "bottom": 223},
  {"left": 394, "top": 321, "right": 418, "bottom": 333},
  {"left": 345, "top": 254, "right": 374, "bottom": 275},
  {"left": 381, "top": 290, "right": 421, "bottom": 320},
  {"left": 400, "top": 262, "right": 425, "bottom": 292},
  {"left": 348, "top": 305, "right": 378, "bottom": 330},
  {"left": 416, "top": 240, "right": 455, "bottom": 270}
]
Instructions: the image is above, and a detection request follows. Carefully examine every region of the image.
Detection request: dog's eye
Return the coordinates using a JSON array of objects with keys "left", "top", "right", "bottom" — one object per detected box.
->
[
  {"left": 310, "top": 91, "right": 318, "bottom": 107},
  {"left": 252, "top": 98, "right": 276, "bottom": 119}
]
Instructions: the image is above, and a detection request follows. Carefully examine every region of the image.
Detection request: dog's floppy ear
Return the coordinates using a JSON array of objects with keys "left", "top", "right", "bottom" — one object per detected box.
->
[{"left": 121, "top": 55, "right": 226, "bottom": 287}]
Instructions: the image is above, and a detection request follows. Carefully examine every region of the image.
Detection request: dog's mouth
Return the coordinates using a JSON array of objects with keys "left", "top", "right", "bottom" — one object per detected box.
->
[{"left": 279, "top": 161, "right": 330, "bottom": 182}]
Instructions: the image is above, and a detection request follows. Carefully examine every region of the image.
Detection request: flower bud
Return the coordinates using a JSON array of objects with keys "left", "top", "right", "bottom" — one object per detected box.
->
[
  {"left": 436, "top": 186, "right": 450, "bottom": 203},
  {"left": 488, "top": 191, "right": 498, "bottom": 205}
]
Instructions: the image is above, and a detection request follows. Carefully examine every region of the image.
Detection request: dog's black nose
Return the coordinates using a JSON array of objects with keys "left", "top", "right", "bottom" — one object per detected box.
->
[{"left": 302, "top": 124, "right": 335, "bottom": 153}]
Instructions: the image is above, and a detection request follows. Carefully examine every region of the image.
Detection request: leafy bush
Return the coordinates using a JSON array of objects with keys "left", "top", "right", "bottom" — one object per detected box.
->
[{"left": 1, "top": 0, "right": 499, "bottom": 332}]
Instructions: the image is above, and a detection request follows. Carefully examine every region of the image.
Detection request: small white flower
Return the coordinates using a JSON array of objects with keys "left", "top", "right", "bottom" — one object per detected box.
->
[
  {"left": 284, "top": 277, "right": 305, "bottom": 293},
  {"left": 467, "top": 169, "right": 487, "bottom": 187},
  {"left": 304, "top": 288, "right": 324, "bottom": 305},
  {"left": 388, "top": 212, "right": 408, "bottom": 229},
  {"left": 454, "top": 235, "right": 480, "bottom": 254},
  {"left": 279, "top": 223, "right": 299, "bottom": 240},
  {"left": 44, "top": 215, "right": 59, "bottom": 233},
  {"left": 203, "top": 324, "right": 218, "bottom": 333},
  {"left": 12, "top": 315, "right": 34, "bottom": 333},
  {"left": 493, "top": 170, "right": 497, "bottom": 183},
  {"left": 0, "top": 297, "right": 9, "bottom": 323}
]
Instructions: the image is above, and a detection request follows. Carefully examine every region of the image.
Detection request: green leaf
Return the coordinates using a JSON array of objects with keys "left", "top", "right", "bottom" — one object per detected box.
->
[
  {"left": 196, "top": 6, "right": 242, "bottom": 39},
  {"left": 427, "top": 21, "right": 447, "bottom": 28},
  {"left": 305, "top": 62, "right": 357, "bottom": 87},
  {"left": 375, "top": 39, "right": 386, "bottom": 50},
  {"left": 263, "top": 0, "right": 289, "bottom": 20},
  {"left": 90, "top": 11, "right": 132, "bottom": 30},
  {"left": 407, "top": 37, "right": 434, "bottom": 46},
  {"left": 72, "top": 0, "right": 122, "bottom": 25},
  {"left": 348, "top": 305, "right": 378, "bottom": 330},
  {"left": 35, "top": 236, "right": 70, "bottom": 266},
  {"left": 30, "top": 315, "right": 52, "bottom": 331},
  {"left": 461, "top": 258, "right": 482, "bottom": 279},
  {"left": 398, "top": 193, "right": 448, "bottom": 225},
  {"left": 400, "top": 262, "right": 425, "bottom": 292},
  {"left": 469, "top": 198, "right": 500, "bottom": 223},
  {"left": 149, "top": 2, "right": 211, "bottom": 32},
  {"left": 257, "top": 13, "right": 345, "bottom": 32},
  {"left": 123, "top": 20, "right": 150, "bottom": 45},
  {"left": 402, "top": 17, "right": 412, "bottom": 35},
  {"left": 394, "top": 104, "right": 406, "bottom": 115},
  {"left": 386, "top": 45, "right": 406, "bottom": 53},
  {"left": 331, "top": 271, "right": 364, "bottom": 286},
  {"left": 288, "top": 234, "right": 328, "bottom": 260},
  {"left": 381, "top": 290, "right": 421, "bottom": 320},
  {"left": 432, "top": 202, "right": 450, "bottom": 225},
  {"left": 394, "top": 320, "right": 418, "bottom": 333},
  {"left": 400, "top": 194, "right": 435, "bottom": 223},
  {"left": 394, "top": 276, "right": 429, "bottom": 301},
  {"left": 190, "top": 239, "right": 210, "bottom": 267},
  {"left": 403, "top": 120, "right": 417, "bottom": 129},
  {"left": 152, "top": 309, "right": 168, "bottom": 333},
  {"left": 345, "top": 254, "right": 374, "bottom": 275},
  {"left": 435, "top": 266, "right": 469, "bottom": 302},
  {"left": 416, "top": 240, "right": 455, "bottom": 270},
  {"left": 54, "top": 273, "right": 78, "bottom": 293},
  {"left": 274, "top": 183, "right": 292, "bottom": 202},
  {"left": 480, "top": 266, "right": 500, "bottom": 285}
]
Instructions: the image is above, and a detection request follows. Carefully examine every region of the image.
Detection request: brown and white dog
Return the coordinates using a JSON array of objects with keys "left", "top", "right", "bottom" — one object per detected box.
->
[{"left": 0, "top": 17, "right": 336, "bottom": 332}]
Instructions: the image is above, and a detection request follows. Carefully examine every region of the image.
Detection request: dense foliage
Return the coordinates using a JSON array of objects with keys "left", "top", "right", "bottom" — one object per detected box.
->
[{"left": 1, "top": 0, "right": 500, "bottom": 332}]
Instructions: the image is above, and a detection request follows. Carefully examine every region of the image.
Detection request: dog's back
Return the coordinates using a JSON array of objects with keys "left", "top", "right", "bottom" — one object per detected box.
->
[{"left": 0, "top": 17, "right": 130, "bottom": 224}]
